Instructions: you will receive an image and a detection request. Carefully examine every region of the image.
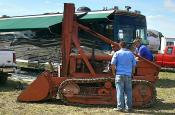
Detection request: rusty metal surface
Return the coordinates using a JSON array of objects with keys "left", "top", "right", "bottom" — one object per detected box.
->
[
  {"left": 17, "top": 71, "right": 52, "bottom": 101},
  {"left": 58, "top": 77, "right": 156, "bottom": 108}
]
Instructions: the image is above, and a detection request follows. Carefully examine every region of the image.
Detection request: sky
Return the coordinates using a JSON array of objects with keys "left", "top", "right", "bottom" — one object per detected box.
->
[{"left": 0, "top": 0, "right": 175, "bottom": 37}]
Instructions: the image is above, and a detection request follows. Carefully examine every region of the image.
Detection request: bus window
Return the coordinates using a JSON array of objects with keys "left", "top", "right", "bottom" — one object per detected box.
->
[
  {"left": 118, "top": 30, "right": 123, "bottom": 39},
  {"left": 105, "top": 24, "right": 113, "bottom": 39},
  {"left": 118, "top": 26, "right": 134, "bottom": 43},
  {"left": 136, "top": 28, "right": 145, "bottom": 39},
  {"left": 106, "top": 24, "right": 113, "bottom": 34}
]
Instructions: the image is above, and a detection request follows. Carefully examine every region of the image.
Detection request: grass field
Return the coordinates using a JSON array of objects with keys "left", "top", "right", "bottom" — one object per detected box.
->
[{"left": 0, "top": 71, "right": 175, "bottom": 115}]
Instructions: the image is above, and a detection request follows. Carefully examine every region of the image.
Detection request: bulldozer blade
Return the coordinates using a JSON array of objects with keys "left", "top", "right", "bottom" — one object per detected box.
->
[{"left": 17, "top": 75, "right": 50, "bottom": 102}]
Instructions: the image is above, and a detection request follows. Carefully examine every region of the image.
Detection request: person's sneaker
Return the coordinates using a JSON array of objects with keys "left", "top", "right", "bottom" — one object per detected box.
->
[
  {"left": 125, "top": 108, "right": 133, "bottom": 112},
  {"left": 113, "top": 108, "right": 124, "bottom": 112}
]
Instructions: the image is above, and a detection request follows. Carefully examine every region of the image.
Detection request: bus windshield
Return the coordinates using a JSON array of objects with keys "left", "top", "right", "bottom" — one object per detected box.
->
[
  {"left": 118, "top": 26, "right": 146, "bottom": 43},
  {"left": 114, "top": 14, "right": 147, "bottom": 44}
]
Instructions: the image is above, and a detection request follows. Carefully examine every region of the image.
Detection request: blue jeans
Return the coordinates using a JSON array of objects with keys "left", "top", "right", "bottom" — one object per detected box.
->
[{"left": 115, "top": 74, "right": 132, "bottom": 110}]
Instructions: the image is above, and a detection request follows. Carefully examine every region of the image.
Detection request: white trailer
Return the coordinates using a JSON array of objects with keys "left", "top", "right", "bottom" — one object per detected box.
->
[
  {"left": 0, "top": 49, "right": 16, "bottom": 84},
  {"left": 160, "top": 37, "right": 175, "bottom": 53}
]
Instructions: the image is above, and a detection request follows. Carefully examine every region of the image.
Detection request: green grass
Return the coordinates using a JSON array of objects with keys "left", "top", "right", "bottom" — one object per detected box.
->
[
  {"left": 151, "top": 72, "right": 175, "bottom": 114},
  {"left": 0, "top": 72, "right": 174, "bottom": 115}
]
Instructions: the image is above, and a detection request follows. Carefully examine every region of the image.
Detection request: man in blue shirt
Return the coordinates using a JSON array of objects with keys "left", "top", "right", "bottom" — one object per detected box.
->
[
  {"left": 111, "top": 41, "right": 136, "bottom": 112},
  {"left": 133, "top": 38, "right": 153, "bottom": 61}
]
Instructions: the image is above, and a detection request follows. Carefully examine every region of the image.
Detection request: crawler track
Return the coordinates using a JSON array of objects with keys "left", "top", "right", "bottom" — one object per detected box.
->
[{"left": 58, "top": 77, "right": 156, "bottom": 108}]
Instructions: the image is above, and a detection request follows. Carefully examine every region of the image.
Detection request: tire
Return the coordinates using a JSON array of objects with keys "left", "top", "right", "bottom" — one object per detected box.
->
[{"left": 0, "top": 72, "right": 8, "bottom": 85}]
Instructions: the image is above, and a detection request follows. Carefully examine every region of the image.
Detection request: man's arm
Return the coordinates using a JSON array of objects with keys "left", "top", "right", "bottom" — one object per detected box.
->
[
  {"left": 111, "top": 64, "right": 116, "bottom": 76},
  {"left": 132, "top": 53, "right": 137, "bottom": 76},
  {"left": 132, "top": 66, "right": 136, "bottom": 76},
  {"left": 111, "top": 52, "right": 117, "bottom": 76}
]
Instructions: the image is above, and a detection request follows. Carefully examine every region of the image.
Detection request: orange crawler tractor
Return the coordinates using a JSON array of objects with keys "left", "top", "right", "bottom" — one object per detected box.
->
[{"left": 17, "top": 3, "right": 160, "bottom": 107}]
